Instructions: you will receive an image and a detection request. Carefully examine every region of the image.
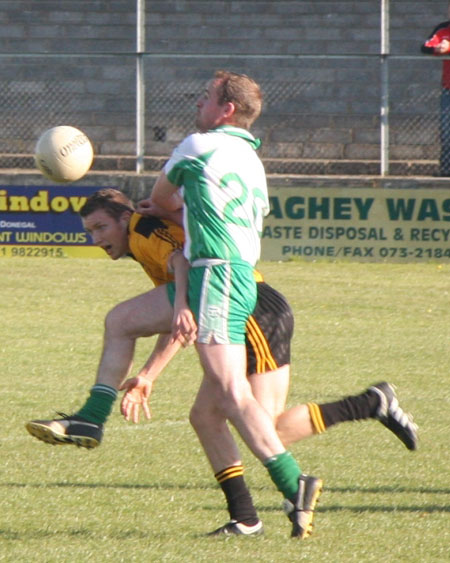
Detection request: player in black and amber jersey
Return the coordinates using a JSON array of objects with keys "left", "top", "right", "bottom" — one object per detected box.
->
[{"left": 128, "top": 213, "right": 183, "bottom": 286}]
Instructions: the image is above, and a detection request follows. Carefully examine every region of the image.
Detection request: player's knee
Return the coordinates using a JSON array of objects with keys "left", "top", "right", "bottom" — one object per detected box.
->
[
  {"left": 189, "top": 394, "right": 228, "bottom": 431},
  {"left": 189, "top": 402, "right": 217, "bottom": 431},
  {"left": 104, "top": 303, "right": 130, "bottom": 336},
  {"left": 275, "top": 417, "right": 289, "bottom": 446},
  {"left": 189, "top": 404, "right": 203, "bottom": 431}
]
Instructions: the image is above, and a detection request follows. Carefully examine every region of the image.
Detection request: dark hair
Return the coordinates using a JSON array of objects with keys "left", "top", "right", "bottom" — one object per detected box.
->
[
  {"left": 79, "top": 189, "right": 134, "bottom": 220},
  {"left": 214, "top": 70, "right": 263, "bottom": 128}
]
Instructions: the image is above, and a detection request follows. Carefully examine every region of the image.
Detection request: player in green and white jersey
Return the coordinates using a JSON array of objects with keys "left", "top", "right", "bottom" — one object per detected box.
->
[
  {"left": 149, "top": 70, "right": 323, "bottom": 539},
  {"left": 166, "top": 125, "right": 268, "bottom": 266},
  {"left": 164, "top": 124, "right": 269, "bottom": 344}
]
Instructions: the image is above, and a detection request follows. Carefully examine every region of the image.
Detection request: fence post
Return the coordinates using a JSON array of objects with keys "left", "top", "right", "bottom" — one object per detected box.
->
[
  {"left": 136, "top": 0, "right": 145, "bottom": 174},
  {"left": 380, "top": 0, "right": 390, "bottom": 176}
]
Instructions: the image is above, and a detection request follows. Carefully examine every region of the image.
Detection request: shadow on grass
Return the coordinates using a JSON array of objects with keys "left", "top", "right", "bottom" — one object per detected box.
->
[
  {"left": 2, "top": 482, "right": 450, "bottom": 496},
  {"left": 314, "top": 504, "right": 450, "bottom": 513},
  {"left": 0, "top": 527, "right": 172, "bottom": 541},
  {"left": 325, "top": 485, "right": 450, "bottom": 495},
  {"left": 1, "top": 480, "right": 218, "bottom": 491},
  {"left": 0, "top": 480, "right": 450, "bottom": 495},
  {"left": 2, "top": 481, "right": 450, "bottom": 515}
]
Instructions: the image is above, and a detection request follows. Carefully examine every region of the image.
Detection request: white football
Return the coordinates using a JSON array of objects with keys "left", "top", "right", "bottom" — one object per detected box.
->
[{"left": 34, "top": 125, "right": 94, "bottom": 183}]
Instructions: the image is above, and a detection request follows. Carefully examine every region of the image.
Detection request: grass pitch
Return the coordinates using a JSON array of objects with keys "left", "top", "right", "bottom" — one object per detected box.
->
[{"left": 1, "top": 257, "right": 449, "bottom": 562}]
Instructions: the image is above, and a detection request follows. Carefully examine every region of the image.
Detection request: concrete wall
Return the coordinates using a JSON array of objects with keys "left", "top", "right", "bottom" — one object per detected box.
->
[
  {"left": 0, "top": 1, "right": 449, "bottom": 173},
  {"left": 1, "top": 1, "right": 444, "bottom": 56}
]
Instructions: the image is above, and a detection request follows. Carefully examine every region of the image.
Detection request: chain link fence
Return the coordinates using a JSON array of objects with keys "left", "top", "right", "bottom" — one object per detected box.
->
[{"left": 0, "top": 53, "right": 443, "bottom": 176}]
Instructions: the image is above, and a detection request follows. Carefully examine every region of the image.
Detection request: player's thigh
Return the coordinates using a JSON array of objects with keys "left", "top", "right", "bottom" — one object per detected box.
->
[
  {"left": 248, "top": 365, "right": 290, "bottom": 421},
  {"left": 195, "top": 342, "right": 259, "bottom": 427},
  {"left": 196, "top": 342, "right": 249, "bottom": 392},
  {"left": 107, "top": 285, "right": 173, "bottom": 337}
]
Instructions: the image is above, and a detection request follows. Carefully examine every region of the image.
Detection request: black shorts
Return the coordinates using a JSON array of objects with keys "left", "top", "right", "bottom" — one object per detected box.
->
[{"left": 246, "top": 282, "right": 294, "bottom": 375}]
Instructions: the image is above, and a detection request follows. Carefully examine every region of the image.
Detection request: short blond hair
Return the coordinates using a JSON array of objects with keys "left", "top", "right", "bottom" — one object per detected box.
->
[{"left": 214, "top": 70, "right": 263, "bottom": 129}]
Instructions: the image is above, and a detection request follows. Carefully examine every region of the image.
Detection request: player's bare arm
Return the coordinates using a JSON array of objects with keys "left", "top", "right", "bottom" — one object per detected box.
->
[
  {"left": 119, "top": 333, "right": 180, "bottom": 423},
  {"left": 120, "top": 251, "right": 195, "bottom": 422},
  {"left": 149, "top": 172, "right": 181, "bottom": 211},
  {"left": 169, "top": 250, "right": 197, "bottom": 348},
  {"left": 136, "top": 199, "right": 183, "bottom": 226}
]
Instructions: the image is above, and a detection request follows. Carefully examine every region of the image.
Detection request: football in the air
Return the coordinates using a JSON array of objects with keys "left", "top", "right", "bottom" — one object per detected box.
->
[{"left": 34, "top": 125, "right": 94, "bottom": 183}]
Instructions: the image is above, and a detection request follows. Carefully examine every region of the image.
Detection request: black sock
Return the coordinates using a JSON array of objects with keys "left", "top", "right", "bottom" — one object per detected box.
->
[
  {"left": 215, "top": 465, "right": 259, "bottom": 526},
  {"left": 310, "top": 389, "right": 381, "bottom": 431}
]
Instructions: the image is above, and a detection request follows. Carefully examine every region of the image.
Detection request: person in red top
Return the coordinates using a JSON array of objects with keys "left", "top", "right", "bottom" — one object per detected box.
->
[{"left": 422, "top": 3, "right": 450, "bottom": 176}]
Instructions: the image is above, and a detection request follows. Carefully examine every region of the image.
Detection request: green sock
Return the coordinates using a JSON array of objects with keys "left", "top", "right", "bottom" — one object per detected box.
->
[
  {"left": 264, "top": 451, "right": 301, "bottom": 500},
  {"left": 76, "top": 384, "right": 118, "bottom": 425}
]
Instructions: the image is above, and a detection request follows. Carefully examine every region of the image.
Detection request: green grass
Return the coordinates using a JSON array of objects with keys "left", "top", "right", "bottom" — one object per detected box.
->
[{"left": 1, "top": 257, "right": 449, "bottom": 562}]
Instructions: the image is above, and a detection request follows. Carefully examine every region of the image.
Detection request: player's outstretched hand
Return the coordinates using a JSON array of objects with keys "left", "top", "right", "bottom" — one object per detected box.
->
[
  {"left": 172, "top": 306, "right": 197, "bottom": 348},
  {"left": 119, "top": 376, "right": 153, "bottom": 423}
]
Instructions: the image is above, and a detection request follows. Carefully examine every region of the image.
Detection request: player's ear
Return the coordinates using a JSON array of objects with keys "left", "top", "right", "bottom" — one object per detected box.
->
[
  {"left": 223, "top": 101, "right": 235, "bottom": 119},
  {"left": 119, "top": 209, "right": 132, "bottom": 225}
]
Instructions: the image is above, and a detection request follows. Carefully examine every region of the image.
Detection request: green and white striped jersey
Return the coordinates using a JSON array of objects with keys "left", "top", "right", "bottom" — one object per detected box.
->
[{"left": 164, "top": 125, "right": 269, "bottom": 266}]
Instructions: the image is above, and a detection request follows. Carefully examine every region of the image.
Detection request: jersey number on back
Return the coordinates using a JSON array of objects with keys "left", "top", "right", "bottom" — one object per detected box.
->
[{"left": 220, "top": 173, "right": 267, "bottom": 233}]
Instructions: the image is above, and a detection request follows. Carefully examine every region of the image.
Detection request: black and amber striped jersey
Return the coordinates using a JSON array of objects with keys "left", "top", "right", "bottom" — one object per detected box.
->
[{"left": 127, "top": 213, "right": 184, "bottom": 287}]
